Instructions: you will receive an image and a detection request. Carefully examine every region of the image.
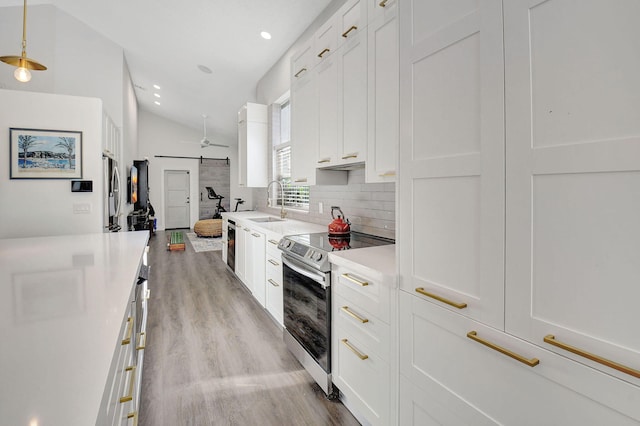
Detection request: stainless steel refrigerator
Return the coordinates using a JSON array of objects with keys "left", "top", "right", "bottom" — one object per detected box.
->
[{"left": 103, "top": 152, "right": 121, "bottom": 232}]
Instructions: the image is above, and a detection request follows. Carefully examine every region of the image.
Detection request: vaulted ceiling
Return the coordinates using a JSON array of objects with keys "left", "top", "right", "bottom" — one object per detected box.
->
[{"left": 0, "top": 0, "right": 332, "bottom": 142}]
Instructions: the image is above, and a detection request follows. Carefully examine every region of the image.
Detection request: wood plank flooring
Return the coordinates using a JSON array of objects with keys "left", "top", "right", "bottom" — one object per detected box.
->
[{"left": 140, "top": 230, "right": 360, "bottom": 426}]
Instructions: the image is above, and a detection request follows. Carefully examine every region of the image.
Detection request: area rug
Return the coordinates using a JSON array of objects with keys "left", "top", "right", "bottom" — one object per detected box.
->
[{"left": 186, "top": 232, "right": 223, "bottom": 253}]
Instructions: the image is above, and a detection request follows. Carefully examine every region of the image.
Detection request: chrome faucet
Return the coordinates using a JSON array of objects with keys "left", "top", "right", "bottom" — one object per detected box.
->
[{"left": 267, "top": 180, "right": 287, "bottom": 219}]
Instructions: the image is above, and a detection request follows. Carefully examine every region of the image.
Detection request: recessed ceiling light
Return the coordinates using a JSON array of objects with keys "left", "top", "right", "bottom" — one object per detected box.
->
[
  {"left": 153, "top": 84, "right": 161, "bottom": 90},
  {"left": 154, "top": 93, "right": 161, "bottom": 98},
  {"left": 154, "top": 101, "right": 161, "bottom": 105},
  {"left": 260, "top": 31, "right": 272, "bottom": 40},
  {"left": 197, "top": 64, "right": 213, "bottom": 74}
]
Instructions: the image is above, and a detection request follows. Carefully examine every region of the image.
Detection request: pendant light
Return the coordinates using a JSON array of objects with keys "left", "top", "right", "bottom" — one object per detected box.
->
[{"left": 0, "top": 0, "right": 47, "bottom": 83}]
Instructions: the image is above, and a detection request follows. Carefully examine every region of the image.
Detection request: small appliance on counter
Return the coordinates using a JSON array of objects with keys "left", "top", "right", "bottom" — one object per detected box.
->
[{"left": 328, "top": 206, "right": 351, "bottom": 236}]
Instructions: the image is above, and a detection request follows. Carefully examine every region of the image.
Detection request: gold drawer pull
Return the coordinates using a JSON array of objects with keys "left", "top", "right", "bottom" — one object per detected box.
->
[
  {"left": 342, "top": 273, "right": 368, "bottom": 286},
  {"left": 119, "top": 366, "right": 137, "bottom": 403},
  {"left": 136, "top": 332, "right": 146, "bottom": 351},
  {"left": 415, "top": 287, "right": 467, "bottom": 309},
  {"left": 268, "top": 239, "right": 279, "bottom": 245},
  {"left": 294, "top": 178, "right": 308, "bottom": 183},
  {"left": 121, "top": 317, "right": 133, "bottom": 345},
  {"left": 544, "top": 335, "right": 640, "bottom": 379},
  {"left": 251, "top": 233, "right": 261, "bottom": 238},
  {"left": 145, "top": 289, "right": 151, "bottom": 300},
  {"left": 268, "top": 259, "right": 280, "bottom": 266},
  {"left": 468, "top": 331, "right": 540, "bottom": 367},
  {"left": 268, "top": 279, "right": 280, "bottom": 287},
  {"left": 342, "top": 338, "right": 368, "bottom": 360},
  {"left": 294, "top": 67, "right": 307, "bottom": 78},
  {"left": 127, "top": 411, "right": 138, "bottom": 426},
  {"left": 342, "top": 25, "right": 358, "bottom": 38},
  {"left": 378, "top": 171, "right": 396, "bottom": 177},
  {"left": 341, "top": 306, "right": 369, "bottom": 323},
  {"left": 379, "top": 0, "right": 388, "bottom": 6},
  {"left": 317, "top": 158, "right": 331, "bottom": 164},
  {"left": 318, "top": 48, "right": 330, "bottom": 58},
  {"left": 341, "top": 153, "right": 359, "bottom": 160}
]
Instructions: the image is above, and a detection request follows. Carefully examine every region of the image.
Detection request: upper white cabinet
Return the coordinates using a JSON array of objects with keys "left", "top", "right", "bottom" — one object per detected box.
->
[
  {"left": 238, "top": 103, "right": 268, "bottom": 188},
  {"left": 504, "top": 0, "right": 640, "bottom": 385},
  {"left": 398, "top": 0, "right": 506, "bottom": 329},
  {"left": 366, "top": 1, "right": 398, "bottom": 182}
]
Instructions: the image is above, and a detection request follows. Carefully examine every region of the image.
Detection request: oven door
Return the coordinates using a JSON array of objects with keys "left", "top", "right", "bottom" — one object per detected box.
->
[{"left": 282, "top": 254, "right": 331, "bottom": 372}]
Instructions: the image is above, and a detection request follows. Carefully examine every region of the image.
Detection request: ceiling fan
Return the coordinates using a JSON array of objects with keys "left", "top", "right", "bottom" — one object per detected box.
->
[{"left": 180, "top": 115, "right": 229, "bottom": 148}]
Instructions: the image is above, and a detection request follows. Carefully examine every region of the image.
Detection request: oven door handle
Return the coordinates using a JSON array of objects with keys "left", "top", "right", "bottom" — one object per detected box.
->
[{"left": 281, "top": 255, "right": 328, "bottom": 288}]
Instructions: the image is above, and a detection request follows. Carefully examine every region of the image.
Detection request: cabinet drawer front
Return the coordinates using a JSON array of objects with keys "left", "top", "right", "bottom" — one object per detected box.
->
[
  {"left": 399, "top": 292, "right": 640, "bottom": 424},
  {"left": 333, "top": 331, "right": 389, "bottom": 425},
  {"left": 334, "top": 293, "right": 390, "bottom": 360},
  {"left": 334, "top": 268, "right": 391, "bottom": 323}
]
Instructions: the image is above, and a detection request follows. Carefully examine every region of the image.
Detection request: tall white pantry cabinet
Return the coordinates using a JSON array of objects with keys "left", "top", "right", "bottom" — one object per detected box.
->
[{"left": 398, "top": 1, "right": 640, "bottom": 425}]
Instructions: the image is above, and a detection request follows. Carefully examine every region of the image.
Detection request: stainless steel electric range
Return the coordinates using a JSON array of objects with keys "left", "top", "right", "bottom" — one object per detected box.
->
[{"left": 278, "top": 231, "right": 394, "bottom": 397}]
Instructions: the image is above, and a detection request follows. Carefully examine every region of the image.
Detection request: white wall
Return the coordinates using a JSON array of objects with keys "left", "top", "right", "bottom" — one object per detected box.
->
[
  {"left": 0, "top": 89, "right": 104, "bottom": 238},
  {"left": 137, "top": 109, "right": 246, "bottom": 231}
]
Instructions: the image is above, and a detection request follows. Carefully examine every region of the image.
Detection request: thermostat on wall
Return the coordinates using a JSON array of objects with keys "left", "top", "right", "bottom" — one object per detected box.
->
[{"left": 71, "top": 180, "right": 93, "bottom": 192}]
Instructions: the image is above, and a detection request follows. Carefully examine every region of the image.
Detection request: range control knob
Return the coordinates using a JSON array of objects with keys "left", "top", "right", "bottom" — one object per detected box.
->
[
  {"left": 313, "top": 252, "right": 323, "bottom": 262},
  {"left": 283, "top": 240, "right": 292, "bottom": 248}
]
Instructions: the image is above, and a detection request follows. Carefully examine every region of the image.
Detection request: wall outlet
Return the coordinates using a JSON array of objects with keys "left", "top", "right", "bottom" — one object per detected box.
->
[
  {"left": 318, "top": 202, "right": 323, "bottom": 214},
  {"left": 73, "top": 203, "right": 91, "bottom": 214}
]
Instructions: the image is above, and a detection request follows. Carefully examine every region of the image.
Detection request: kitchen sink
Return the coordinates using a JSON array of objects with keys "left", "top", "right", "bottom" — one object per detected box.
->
[{"left": 250, "top": 217, "right": 285, "bottom": 223}]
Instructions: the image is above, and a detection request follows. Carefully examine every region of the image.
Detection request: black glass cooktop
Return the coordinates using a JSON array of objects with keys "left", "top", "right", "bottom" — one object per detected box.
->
[{"left": 286, "top": 231, "right": 395, "bottom": 252}]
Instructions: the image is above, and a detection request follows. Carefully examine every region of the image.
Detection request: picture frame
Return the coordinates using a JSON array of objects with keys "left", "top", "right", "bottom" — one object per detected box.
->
[{"left": 10, "top": 127, "right": 83, "bottom": 179}]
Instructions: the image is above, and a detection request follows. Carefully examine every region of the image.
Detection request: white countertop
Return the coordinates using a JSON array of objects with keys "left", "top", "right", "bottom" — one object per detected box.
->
[
  {"left": 0, "top": 231, "right": 149, "bottom": 426},
  {"left": 328, "top": 244, "right": 397, "bottom": 286},
  {"left": 221, "top": 211, "right": 326, "bottom": 237}
]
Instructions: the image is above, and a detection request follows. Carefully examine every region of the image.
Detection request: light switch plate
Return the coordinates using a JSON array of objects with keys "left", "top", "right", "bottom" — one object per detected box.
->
[{"left": 73, "top": 203, "right": 91, "bottom": 214}]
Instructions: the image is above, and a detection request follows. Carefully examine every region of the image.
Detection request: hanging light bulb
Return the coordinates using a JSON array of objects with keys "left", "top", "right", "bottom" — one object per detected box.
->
[{"left": 0, "top": 0, "right": 47, "bottom": 83}]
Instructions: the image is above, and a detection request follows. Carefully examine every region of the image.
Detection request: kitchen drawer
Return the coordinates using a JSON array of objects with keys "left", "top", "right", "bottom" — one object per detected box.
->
[
  {"left": 333, "top": 329, "right": 390, "bottom": 425},
  {"left": 266, "top": 254, "right": 284, "bottom": 326},
  {"left": 265, "top": 231, "right": 283, "bottom": 257},
  {"left": 399, "top": 292, "right": 640, "bottom": 425},
  {"left": 334, "top": 292, "right": 390, "bottom": 360},
  {"left": 333, "top": 266, "right": 391, "bottom": 324},
  {"left": 399, "top": 373, "right": 495, "bottom": 426}
]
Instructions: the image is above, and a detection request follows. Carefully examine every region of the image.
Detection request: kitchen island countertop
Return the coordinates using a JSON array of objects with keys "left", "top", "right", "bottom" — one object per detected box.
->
[{"left": 0, "top": 231, "right": 149, "bottom": 426}]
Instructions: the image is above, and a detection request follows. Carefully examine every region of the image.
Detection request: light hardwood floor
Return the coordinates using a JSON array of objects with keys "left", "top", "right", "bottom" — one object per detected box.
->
[{"left": 140, "top": 230, "right": 360, "bottom": 426}]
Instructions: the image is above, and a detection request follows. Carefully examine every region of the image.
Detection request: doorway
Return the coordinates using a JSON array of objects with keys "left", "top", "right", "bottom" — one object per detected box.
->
[{"left": 164, "top": 170, "right": 190, "bottom": 229}]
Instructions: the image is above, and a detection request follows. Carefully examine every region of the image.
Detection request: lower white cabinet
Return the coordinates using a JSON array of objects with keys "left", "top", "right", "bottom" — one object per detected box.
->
[
  {"left": 265, "top": 233, "right": 284, "bottom": 325},
  {"left": 235, "top": 220, "right": 248, "bottom": 285},
  {"left": 332, "top": 264, "right": 395, "bottom": 425},
  {"left": 399, "top": 291, "right": 640, "bottom": 425},
  {"left": 247, "top": 228, "right": 266, "bottom": 306}
]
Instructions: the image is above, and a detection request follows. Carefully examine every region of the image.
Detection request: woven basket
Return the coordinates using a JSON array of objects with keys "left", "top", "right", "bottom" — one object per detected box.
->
[{"left": 194, "top": 219, "right": 223, "bottom": 237}]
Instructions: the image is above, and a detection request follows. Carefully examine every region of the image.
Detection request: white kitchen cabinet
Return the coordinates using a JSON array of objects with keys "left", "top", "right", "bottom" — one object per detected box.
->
[
  {"left": 337, "top": 1, "right": 368, "bottom": 167},
  {"left": 398, "top": 291, "right": 640, "bottom": 425},
  {"left": 365, "top": 1, "right": 398, "bottom": 183},
  {"left": 235, "top": 220, "right": 248, "bottom": 285},
  {"left": 332, "top": 264, "right": 394, "bottom": 426},
  {"left": 238, "top": 103, "right": 268, "bottom": 188},
  {"left": 398, "top": 0, "right": 505, "bottom": 329},
  {"left": 504, "top": 0, "right": 640, "bottom": 385},
  {"left": 367, "top": 0, "right": 397, "bottom": 24},
  {"left": 247, "top": 228, "right": 266, "bottom": 307},
  {"left": 265, "top": 232, "right": 284, "bottom": 325}
]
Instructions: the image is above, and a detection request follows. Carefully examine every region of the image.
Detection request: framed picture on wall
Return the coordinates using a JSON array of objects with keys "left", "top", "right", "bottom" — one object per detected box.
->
[{"left": 9, "top": 128, "right": 83, "bottom": 179}]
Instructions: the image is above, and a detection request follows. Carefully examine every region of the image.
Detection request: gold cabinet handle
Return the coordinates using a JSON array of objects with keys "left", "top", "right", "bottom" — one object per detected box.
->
[
  {"left": 136, "top": 332, "right": 146, "bottom": 351},
  {"left": 342, "top": 273, "right": 369, "bottom": 286},
  {"left": 341, "top": 306, "right": 369, "bottom": 323},
  {"left": 294, "top": 67, "right": 307, "bottom": 78},
  {"left": 415, "top": 287, "right": 467, "bottom": 309},
  {"left": 268, "top": 279, "right": 280, "bottom": 287},
  {"left": 127, "top": 411, "right": 138, "bottom": 426},
  {"left": 268, "top": 239, "right": 279, "bottom": 245},
  {"left": 342, "top": 153, "right": 359, "bottom": 160},
  {"left": 317, "top": 158, "right": 331, "bottom": 164},
  {"left": 268, "top": 259, "right": 280, "bottom": 266},
  {"left": 318, "top": 48, "right": 330, "bottom": 58},
  {"left": 122, "top": 317, "right": 133, "bottom": 345},
  {"left": 468, "top": 331, "right": 540, "bottom": 367},
  {"left": 342, "top": 338, "right": 369, "bottom": 360},
  {"left": 244, "top": 228, "right": 251, "bottom": 232},
  {"left": 119, "top": 365, "right": 137, "bottom": 403},
  {"left": 379, "top": 0, "right": 388, "bottom": 6},
  {"left": 251, "top": 233, "right": 261, "bottom": 238},
  {"left": 378, "top": 171, "right": 396, "bottom": 177},
  {"left": 145, "top": 289, "right": 151, "bottom": 300},
  {"left": 294, "top": 178, "right": 308, "bottom": 183},
  {"left": 342, "top": 25, "right": 358, "bottom": 38},
  {"left": 544, "top": 335, "right": 640, "bottom": 379}
]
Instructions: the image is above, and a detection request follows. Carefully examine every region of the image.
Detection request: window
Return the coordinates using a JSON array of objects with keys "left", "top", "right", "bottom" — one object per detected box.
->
[{"left": 272, "top": 98, "right": 309, "bottom": 210}]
